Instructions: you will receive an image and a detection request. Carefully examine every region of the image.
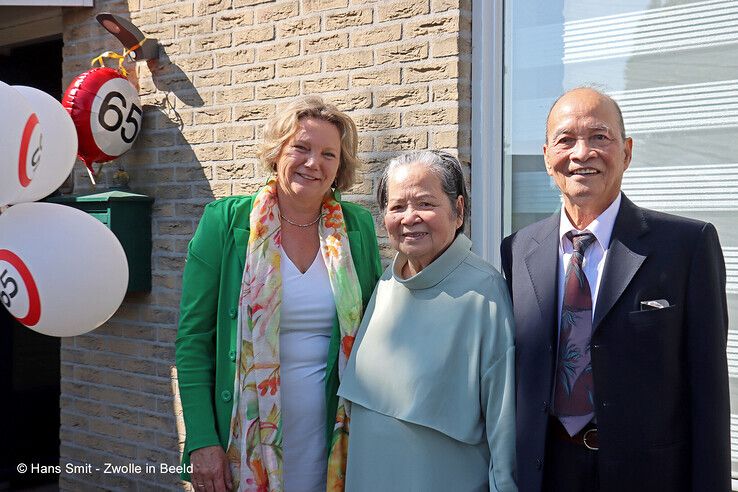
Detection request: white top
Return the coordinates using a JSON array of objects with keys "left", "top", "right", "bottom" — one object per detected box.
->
[
  {"left": 557, "top": 192, "right": 622, "bottom": 322},
  {"left": 279, "top": 249, "right": 335, "bottom": 492}
]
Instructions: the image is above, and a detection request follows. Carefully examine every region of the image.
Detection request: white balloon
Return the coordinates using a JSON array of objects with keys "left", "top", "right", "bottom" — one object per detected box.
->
[
  {"left": 0, "top": 202, "right": 128, "bottom": 337},
  {"left": 12, "top": 86, "right": 78, "bottom": 203},
  {"left": 0, "top": 81, "right": 42, "bottom": 206}
]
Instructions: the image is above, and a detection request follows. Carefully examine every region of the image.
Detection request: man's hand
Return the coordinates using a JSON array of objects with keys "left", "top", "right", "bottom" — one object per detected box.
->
[{"left": 190, "top": 445, "right": 233, "bottom": 492}]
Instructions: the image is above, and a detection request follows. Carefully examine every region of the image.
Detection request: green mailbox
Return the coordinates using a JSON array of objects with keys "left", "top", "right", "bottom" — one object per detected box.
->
[{"left": 47, "top": 191, "right": 154, "bottom": 292}]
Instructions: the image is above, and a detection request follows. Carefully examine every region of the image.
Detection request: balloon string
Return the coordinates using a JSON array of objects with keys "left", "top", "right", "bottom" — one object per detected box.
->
[{"left": 91, "top": 50, "right": 128, "bottom": 77}]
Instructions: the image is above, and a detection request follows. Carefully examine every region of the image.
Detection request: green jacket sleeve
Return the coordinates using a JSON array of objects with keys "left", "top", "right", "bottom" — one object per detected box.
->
[{"left": 175, "top": 202, "right": 228, "bottom": 454}]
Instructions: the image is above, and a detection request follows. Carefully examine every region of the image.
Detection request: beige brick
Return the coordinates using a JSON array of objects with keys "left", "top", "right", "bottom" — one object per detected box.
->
[
  {"left": 256, "top": 1, "right": 299, "bottom": 23},
  {"left": 351, "top": 24, "right": 402, "bottom": 47},
  {"left": 194, "top": 70, "right": 231, "bottom": 88},
  {"left": 405, "top": 107, "right": 458, "bottom": 126},
  {"left": 325, "top": 49, "right": 373, "bottom": 70},
  {"left": 404, "top": 61, "right": 458, "bottom": 83},
  {"left": 233, "top": 64, "right": 275, "bottom": 83},
  {"left": 234, "top": 0, "right": 271, "bottom": 5},
  {"left": 407, "top": 15, "right": 458, "bottom": 36},
  {"left": 352, "top": 67, "right": 401, "bottom": 86},
  {"left": 277, "top": 16, "right": 321, "bottom": 37},
  {"left": 159, "top": 3, "right": 194, "bottom": 23},
  {"left": 433, "top": 129, "right": 464, "bottom": 148},
  {"left": 258, "top": 41, "right": 299, "bottom": 61},
  {"left": 303, "top": 75, "right": 349, "bottom": 93},
  {"left": 176, "top": 18, "right": 212, "bottom": 37},
  {"left": 234, "top": 104, "right": 275, "bottom": 121},
  {"left": 256, "top": 81, "right": 300, "bottom": 100},
  {"left": 432, "top": 0, "right": 471, "bottom": 12},
  {"left": 358, "top": 136, "right": 373, "bottom": 152},
  {"left": 235, "top": 142, "right": 260, "bottom": 159},
  {"left": 377, "top": 0, "right": 430, "bottom": 21},
  {"left": 304, "top": 33, "right": 349, "bottom": 54},
  {"left": 169, "top": 54, "right": 214, "bottom": 73},
  {"left": 192, "top": 33, "right": 231, "bottom": 52},
  {"left": 354, "top": 113, "right": 401, "bottom": 131},
  {"left": 431, "top": 36, "right": 467, "bottom": 58},
  {"left": 159, "top": 39, "right": 190, "bottom": 56},
  {"left": 234, "top": 25, "right": 275, "bottom": 45},
  {"left": 432, "top": 82, "right": 469, "bottom": 102},
  {"left": 181, "top": 128, "right": 215, "bottom": 145},
  {"left": 194, "top": 108, "right": 231, "bottom": 125},
  {"left": 216, "top": 161, "right": 254, "bottom": 179},
  {"left": 376, "top": 132, "right": 429, "bottom": 151},
  {"left": 327, "top": 92, "right": 373, "bottom": 111},
  {"left": 376, "top": 87, "right": 428, "bottom": 107},
  {"left": 215, "top": 11, "right": 255, "bottom": 29},
  {"left": 277, "top": 57, "right": 321, "bottom": 77},
  {"left": 326, "top": 8, "right": 373, "bottom": 30},
  {"left": 193, "top": 144, "right": 234, "bottom": 162},
  {"left": 216, "top": 86, "right": 256, "bottom": 103},
  {"left": 304, "top": 0, "right": 348, "bottom": 11},
  {"left": 377, "top": 42, "right": 428, "bottom": 64},
  {"left": 216, "top": 48, "right": 256, "bottom": 67},
  {"left": 232, "top": 180, "right": 262, "bottom": 195},
  {"left": 195, "top": 0, "right": 231, "bottom": 16},
  {"left": 215, "top": 125, "right": 255, "bottom": 142}
]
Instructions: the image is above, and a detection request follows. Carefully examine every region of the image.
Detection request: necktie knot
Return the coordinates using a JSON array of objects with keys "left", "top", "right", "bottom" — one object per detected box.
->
[{"left": 566, "top": 231, "right": 596, "bottom": 255}]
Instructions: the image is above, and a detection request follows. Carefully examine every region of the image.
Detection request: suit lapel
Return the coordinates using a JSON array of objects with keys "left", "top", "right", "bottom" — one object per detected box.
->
[
  {"left": 234, "top": 228, "right": 249, "bottom": 270},
  {"left": 524, "top": 213, "right": 560, "bottom": 326},
  {"left": 593, "top": 195, "right": 649, "bottom": 330}
]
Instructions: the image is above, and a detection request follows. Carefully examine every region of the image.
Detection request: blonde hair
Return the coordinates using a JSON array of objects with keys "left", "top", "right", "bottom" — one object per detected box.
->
[{"left": 257, "top": 95, "right": 360, "bottom": 191}]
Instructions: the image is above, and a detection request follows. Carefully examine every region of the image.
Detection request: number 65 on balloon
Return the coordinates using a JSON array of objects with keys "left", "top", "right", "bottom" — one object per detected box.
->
[
  {"left": 0, "top": 202, "right": 129, "bottom": 337},
  {"left": 62, "top": 67, "right": 142, "bottom": 174}
]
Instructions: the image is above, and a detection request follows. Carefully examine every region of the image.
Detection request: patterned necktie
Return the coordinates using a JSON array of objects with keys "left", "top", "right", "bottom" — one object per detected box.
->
[{"left": 554, "top": 231, "right": 597, "bottom": 436}]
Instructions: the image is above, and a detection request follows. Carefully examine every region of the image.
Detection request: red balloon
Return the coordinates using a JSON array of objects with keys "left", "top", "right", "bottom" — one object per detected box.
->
[{"left": 62, "top": 67, "right": 142, "bottom": 171}]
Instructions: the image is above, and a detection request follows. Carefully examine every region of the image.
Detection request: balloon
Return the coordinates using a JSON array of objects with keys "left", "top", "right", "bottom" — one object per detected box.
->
[
  {"left": 0, "top": 81, "right": 43, "bottom": 206},
  {"left": 11, "top": 86, "right": 78, "bottom": 204},
  {"left": 0, "top": 202, "right": 128, "bottom": 337},
  {"left": 62, "top": 67, "right": 142, "bottom": 172}
]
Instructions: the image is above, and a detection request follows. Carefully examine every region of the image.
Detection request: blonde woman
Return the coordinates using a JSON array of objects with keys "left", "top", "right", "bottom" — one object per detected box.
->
[{"left": 176, "top": 96, "right": 382, "bottom": 491}]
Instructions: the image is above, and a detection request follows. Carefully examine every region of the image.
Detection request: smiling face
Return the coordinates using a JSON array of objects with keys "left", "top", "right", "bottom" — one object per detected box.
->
[
  {"left": 276, "top": 117, "right": 341, "bottom": 209},
  {"left": 384, "top": 162, "right": 463, "bottom": 274},
  {"left": 544, "top": 89, "right": 632, "bottom": 218}
]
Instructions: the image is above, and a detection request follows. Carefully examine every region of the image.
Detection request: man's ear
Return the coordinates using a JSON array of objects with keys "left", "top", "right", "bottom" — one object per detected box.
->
[
  {"left": 623, "top": 137, "right": 633, "bottom": 170},
  {"left": 543, "top": 144, "right": 554, "bottom": 176}
]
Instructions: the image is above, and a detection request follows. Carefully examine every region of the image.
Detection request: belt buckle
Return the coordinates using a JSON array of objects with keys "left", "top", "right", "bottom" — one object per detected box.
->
[{"left": 582, "top": 428, "right": 599, "bottom": 451}]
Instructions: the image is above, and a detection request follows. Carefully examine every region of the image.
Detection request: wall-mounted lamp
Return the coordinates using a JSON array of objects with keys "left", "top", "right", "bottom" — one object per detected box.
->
[{"left": 96, "top": 13, "right": 159, "bottom": 61}]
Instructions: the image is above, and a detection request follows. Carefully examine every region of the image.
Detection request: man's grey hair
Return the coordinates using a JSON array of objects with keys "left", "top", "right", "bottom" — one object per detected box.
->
[
  {"left": 545, "top": 86, "right": 627, "bottom": 143},
  {"left": 376, "top": 150, "right": 469, "bottom": 235}
]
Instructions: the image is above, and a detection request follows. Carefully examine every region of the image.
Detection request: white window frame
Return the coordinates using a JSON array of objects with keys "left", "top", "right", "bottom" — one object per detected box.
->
[{"left": 471, "top": 0, "right": 504, "bottom": 268}]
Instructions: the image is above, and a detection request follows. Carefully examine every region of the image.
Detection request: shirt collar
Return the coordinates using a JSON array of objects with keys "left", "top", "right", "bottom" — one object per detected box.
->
[{"left": 558, "top": 192, "right": 622, "bottom": 252}]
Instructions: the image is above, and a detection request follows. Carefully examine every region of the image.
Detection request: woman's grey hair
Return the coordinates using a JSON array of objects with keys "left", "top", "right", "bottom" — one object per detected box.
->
[{"left": 376, "top": 150, "right": 469, "bottom": 234}]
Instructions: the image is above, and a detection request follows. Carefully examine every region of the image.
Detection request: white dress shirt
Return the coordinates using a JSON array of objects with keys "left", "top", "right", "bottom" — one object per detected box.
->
[{"left": 557, "top": 193, "right": 622, "bottom": 325}]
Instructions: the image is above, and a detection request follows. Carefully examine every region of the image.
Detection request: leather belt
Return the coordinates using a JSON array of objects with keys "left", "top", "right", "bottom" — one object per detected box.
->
[{"left": 550, "top": 418, "right": 599, "bottom": 451}]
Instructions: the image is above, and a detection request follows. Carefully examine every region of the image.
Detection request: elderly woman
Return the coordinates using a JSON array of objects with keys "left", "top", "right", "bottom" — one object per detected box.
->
[
  {"left": 176, "top": 95, "right": 382, "bottom": 492},
  {"left": 339, "top": 151, "right": 517, "bottom": 491}
]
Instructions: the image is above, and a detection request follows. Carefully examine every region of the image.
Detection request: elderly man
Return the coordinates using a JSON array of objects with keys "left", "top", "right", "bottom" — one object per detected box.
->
[{"left": 501, "top": 87, "right": 730, "bottom": 492}]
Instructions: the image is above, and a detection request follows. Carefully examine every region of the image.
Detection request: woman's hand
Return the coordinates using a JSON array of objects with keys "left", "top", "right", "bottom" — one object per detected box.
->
[{"left": 190, "top": 445, "right": 233, "bottom": 492}]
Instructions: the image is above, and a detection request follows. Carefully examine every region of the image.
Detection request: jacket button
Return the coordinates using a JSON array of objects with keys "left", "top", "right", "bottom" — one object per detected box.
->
[
  {"left": 221, "top": 390, "right": 232, "bottom": 402},
  {"left": 593, "top": 344, "right": 600, "bottom": 350},
  {"left": 542, "top": 401, "right": 549, "bottom": 412},
  {"left": 229, "top": 308, "right": 237, "bottom": 319},
  {"left": 602, "top": 400, "right": 609, "bottom": 408},
  {"left": 229, "top": 350, "right": 236, "bottom": 361},
  {"left": 536, "top": 459, "right": 543, "bottom": 470}
]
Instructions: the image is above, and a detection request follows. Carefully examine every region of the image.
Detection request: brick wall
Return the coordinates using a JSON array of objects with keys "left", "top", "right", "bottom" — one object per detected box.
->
[{"left": 59, "top": 0, "right": 471, "bottom": 489}]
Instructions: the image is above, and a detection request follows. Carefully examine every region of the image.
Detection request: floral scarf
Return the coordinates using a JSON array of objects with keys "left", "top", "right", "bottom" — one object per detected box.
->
[{"left": 225, "top": 180, "right": 363, "bottom": 491}]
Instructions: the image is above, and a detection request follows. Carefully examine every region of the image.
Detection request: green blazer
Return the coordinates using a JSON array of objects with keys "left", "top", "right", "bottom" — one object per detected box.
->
[{"left": 175, "top": 195, "right": 382, "bottom": 478}]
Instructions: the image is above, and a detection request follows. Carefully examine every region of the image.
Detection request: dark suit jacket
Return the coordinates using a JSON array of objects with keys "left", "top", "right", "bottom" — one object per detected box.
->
[{"left": 500, "top": 194, "right": 730, "bottom": 492}]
